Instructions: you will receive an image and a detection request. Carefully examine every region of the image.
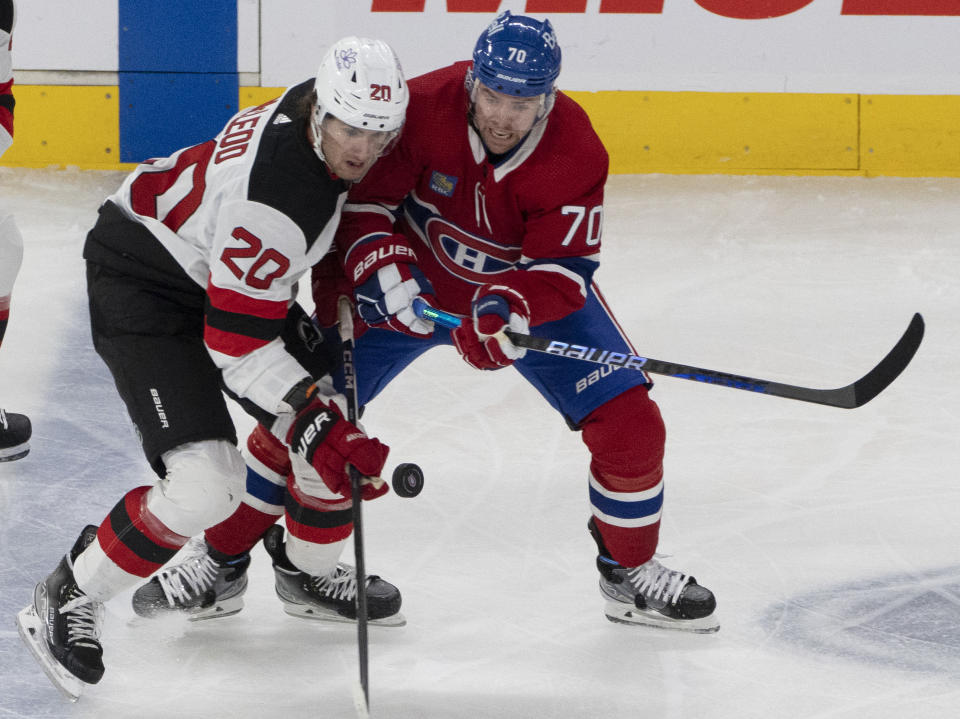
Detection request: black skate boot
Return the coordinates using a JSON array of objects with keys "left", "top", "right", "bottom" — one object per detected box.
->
[
  {"left": 263, "top": 525, "right": 404, "bottom": 626},
  {"left": 0, "top": 407, "right": 31, "bottom": 461},
  {"left": 16, "top": 525, "right": 105, "bottom": 700},
  {"left": 589, "top": 518, "right": 719, "bottom": 633},
  {"left": 131, "top": 536, "right": 250, "bottom": 621}
]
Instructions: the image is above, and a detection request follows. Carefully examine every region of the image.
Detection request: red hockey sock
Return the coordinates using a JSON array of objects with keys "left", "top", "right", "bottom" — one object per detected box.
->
[
  {"left": 205, "top": 501, "right": 280, "bottom": 556},
  {"left": 581, "top": 386, "right": 666, "bottom": 567},
  {"left": 284, "top": 473, "right": 353, "bottom": 546},
  {"left": 205, "top": 423, "right": 290, "bottom": 556},
  {"left": 96, "top": 485, "right": 188, "bottom": 578}
]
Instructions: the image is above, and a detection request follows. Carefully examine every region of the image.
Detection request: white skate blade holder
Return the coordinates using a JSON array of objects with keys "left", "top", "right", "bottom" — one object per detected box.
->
[
  {"left": 16, "top": 605, "right": 85, "bottom": 702},
  {"left": 186, "top": 594, "right": 245, "bottom": 622},
  {"left": 604, "top": 600, "right": 721, "bottom": 634},
  {"left": 280, "top": 600, "right": 407, "bottom": 628},
  {"left": 125, "top": 595, "right": 244, "bottom": 627}
]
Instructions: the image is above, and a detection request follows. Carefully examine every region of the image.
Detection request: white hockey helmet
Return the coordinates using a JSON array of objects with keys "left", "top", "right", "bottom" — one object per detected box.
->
[{"left": 311, "top": 36, "right": 408, "bottom": 162}]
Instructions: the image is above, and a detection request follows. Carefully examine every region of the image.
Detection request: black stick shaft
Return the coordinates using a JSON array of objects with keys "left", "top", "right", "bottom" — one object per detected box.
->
[
  {"left": 413, "top": 299, "right": 923, "bottom": 410},
  {"left": 349, "top": 467, "right": 369, "bottom": 705},
  {"left": 338, "top": 297, "right": 369, "bottom": 710},
  {"left": 504, "top": 313, "right": 923, "bottom": 409}
]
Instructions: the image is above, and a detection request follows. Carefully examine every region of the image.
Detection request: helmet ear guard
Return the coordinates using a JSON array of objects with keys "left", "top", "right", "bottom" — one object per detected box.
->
[{"left": 311, "top": 36, "right": 409, "bottom": 163}]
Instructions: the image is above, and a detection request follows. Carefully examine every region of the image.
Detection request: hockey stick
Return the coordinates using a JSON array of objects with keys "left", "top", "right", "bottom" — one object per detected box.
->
[
  {"left": 338, "top": 297, "right": 371, "bottom": 717},
  {"left": 412, "top": 298, "right": 924, "bottom": 409}
]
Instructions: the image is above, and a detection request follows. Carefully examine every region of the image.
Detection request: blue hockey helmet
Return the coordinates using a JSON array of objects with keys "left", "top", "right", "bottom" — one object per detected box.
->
[{"left": 471, "top": 10, "right": 561, "bottom": 98}]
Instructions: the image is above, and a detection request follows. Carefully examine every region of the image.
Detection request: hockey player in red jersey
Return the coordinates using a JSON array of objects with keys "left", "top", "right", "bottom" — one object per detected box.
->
[
  {"left": 0, "top": 0, "right": 31, "bottom": 462},
  {"left": 16, "top": 37, "right": 409, "bottom": 699},
  {"left": 138, "top": 11, "right": 719, "bottom": 635}
]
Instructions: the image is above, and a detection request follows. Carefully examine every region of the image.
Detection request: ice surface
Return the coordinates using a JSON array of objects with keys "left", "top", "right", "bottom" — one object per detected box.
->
[{"left": 1, "top": 167, "right": 958, "bottom": 718}]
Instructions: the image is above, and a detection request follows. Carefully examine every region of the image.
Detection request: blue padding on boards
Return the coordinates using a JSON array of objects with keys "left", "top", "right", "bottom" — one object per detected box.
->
[
  {"left": 118, "top": 0, "right": 238, "bottom": 73},
  {"left": 118, "top": 0, "right": 238, "bottom": 163},
  {"left": 119, "top": 73, "right": 238, "bottom": 163}
]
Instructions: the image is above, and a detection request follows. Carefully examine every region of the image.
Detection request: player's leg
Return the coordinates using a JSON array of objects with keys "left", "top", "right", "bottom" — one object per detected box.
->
[
  {"left": 264, "top": 485, "right": 403, "bottom": 625},
  {"left": 261, "top": 323, "right": 436, "bottom": 623},
  {"left": 131, "top": 421, "right": 284, "bottom": 620},
  {"left": 133, "top": 415, "right": 405, "bottom": 625},
  {"left": 581, "top": 388, "right": 717, "bottom": 632},
  {"left": 131, "top": 317, "right": 428, "bottom": 623},
  {"left": 131, "top": 305, "right": 332, "bottom": 619},
  {"left": 18, "top": 253, "right": 244, "bottom": 689},
  {"left": 258, "top": 325, "right": 434, "bottom": 624},
  {"left": 0, "top": 211, "right": 31, "bottom": 461},
  {"left": 513, "top": 284, "right": 718, "bottom": 632}
]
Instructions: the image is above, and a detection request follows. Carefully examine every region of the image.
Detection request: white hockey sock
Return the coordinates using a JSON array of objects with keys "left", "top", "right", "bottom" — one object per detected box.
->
[
  {"left": 72, "top": 539, "right": 142, "bottom": 604},
  {"left": 286, "top": 534, "right": 347, "bottom": 578}
]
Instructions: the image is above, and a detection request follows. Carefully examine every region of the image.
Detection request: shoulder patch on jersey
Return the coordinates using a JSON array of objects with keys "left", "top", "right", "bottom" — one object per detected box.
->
[
  {"left": 273, "top": 113, "right": 292, "bottom": 125},
  {"left": 429, "top": 171, "right": 458, "bottom": 198}
]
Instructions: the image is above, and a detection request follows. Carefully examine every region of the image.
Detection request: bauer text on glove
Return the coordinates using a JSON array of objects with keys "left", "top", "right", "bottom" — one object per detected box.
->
[
  {"left": 347, "top": 234, "right": 435, "bottom": 337},
  {"left": 286, "top": 398, "right": 389, "bottom": 500}
]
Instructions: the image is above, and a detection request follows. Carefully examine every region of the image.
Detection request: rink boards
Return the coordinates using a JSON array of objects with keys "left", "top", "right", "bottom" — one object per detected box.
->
[
  {"left": 2, "top": 1, "right": 959, "bottom": 176},
  {"left": 3, "top": 84, "right": 959, "bottom": 177}
]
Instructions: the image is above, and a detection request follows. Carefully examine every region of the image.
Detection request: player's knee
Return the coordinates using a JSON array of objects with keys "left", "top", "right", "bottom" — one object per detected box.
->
[
  {"left": 581, "top": 386, "right": 666, "bottom": 492},
  {"left": 148, "top": 439, "right": 246, "bottom": 537}
]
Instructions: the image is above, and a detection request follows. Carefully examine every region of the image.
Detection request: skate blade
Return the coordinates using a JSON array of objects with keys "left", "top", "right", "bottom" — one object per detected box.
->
[
  {"left": 187, "top": 595, "right": 245, "bottom": 622},
  {"left": 0, "top": 445, "right": 30, "bottom": 462},
  {"left": 131, "top": 595, "right": 244, "bottom": 623},
  {"left": 281, "top": 604, "right": 407, "bottom": 628},
  {"left": 603, "top": 600, "right": 720, "bottom": 634},
  {"left": 15, "top": 606, "right": 85, "bottom": 702}
]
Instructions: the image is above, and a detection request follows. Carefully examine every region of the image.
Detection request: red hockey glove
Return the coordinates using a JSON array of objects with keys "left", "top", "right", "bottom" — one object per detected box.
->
[
  {"left": 451, "top": 285, "right": 530, "bottom": 370},
  {"left": 286, "top": 397, "right": 389, "bottom": 501},
  {"left": 347, "top": 234, "right": 435, "bottom": 338}
]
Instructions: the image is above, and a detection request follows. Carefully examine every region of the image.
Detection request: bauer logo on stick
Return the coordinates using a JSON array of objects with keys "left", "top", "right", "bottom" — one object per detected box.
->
[{"left": 545, "top": 340, "right": 649, "bottom": 371}]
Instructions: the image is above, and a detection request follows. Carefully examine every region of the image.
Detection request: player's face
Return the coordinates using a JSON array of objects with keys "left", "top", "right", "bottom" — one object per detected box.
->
[
  {"left": 319, "top": 116, "right": 396, "bottom": 181},
  {"left": 471, "top": 84, "right": 543, "bottom": 155}
]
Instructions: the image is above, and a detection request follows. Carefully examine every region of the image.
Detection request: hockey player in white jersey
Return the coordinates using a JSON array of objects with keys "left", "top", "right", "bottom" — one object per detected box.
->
[
  {"left": 16, "top": 37, "right": 409, "bottom": 700},
  {"left": 0, "top": 0, "right": 32, "bottom": 462}
]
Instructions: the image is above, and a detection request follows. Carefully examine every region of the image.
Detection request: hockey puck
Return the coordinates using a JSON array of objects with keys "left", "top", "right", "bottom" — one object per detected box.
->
[{"left": 391, "top": 463, "right": 425, "bottom": 498}]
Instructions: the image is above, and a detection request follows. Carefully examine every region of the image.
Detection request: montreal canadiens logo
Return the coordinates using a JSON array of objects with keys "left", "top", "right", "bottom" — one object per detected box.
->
[{"left": 424, "top": 217, "right": 517, "bottom": 282}]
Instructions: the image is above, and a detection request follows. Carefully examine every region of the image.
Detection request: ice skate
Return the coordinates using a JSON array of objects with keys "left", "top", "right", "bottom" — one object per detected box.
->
[
  {"left": 590, "top": 519, "right": 719, "bottom": 633},
  {"left": 16, "top": 525, "right": 104, "bottom": 701},
  {"left": 131, "top": 536, "right": 250, "bottom": 621},
  {"left": 263, "top": 525, "right": 405, "bottom": 627},
  {"left": 0, "top": 407, "right": 31, "bottom": 461}
]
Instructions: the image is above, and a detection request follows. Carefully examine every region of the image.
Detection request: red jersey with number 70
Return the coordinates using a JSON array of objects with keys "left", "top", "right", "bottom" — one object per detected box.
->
[{"left": 336, "top": 61, "right": 609, "bottom": 327}]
